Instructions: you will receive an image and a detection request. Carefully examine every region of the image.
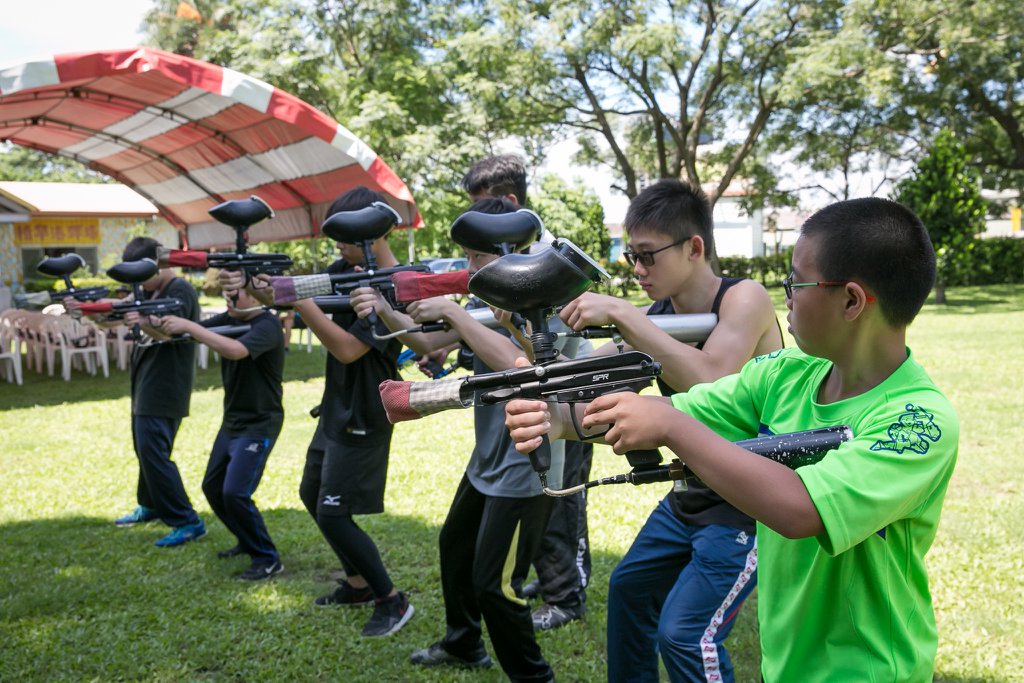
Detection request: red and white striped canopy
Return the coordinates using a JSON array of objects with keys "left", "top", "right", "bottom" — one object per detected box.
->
[{"left": 0, "top": 48, "right": 421, "bottom": 248}]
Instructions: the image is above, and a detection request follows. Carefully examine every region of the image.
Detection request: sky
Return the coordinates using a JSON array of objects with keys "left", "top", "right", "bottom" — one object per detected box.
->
[
  {"left": 0, "top": 0, "right": 146, "bottom": 66},
  {"left": 0, "top": 1, "right": 631, "bottom": 221}
]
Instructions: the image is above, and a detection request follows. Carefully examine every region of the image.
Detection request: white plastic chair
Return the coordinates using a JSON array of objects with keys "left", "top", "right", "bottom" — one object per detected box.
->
[
  {"left": 23, "top": 312, "right": 60, "bottom": 376},
  {"left": 0, "top": 316, "right": 23, "bottom": 385},
  {"left": 105, "top": 324, "right": 134, "bottom": 371},
  {"left": 49, "top": 315, "right": 109, "bottom": 381},
  {"left": 197, "top": 308, "right": 226, "bottom": 369}
]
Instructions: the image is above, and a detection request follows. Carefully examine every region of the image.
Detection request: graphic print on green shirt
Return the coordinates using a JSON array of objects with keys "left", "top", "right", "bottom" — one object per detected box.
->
[
  {"left": 670, "top": 347, "right": 959, "bottom": 683},
  {"left": 870, "top": 403, "right": 942, "bottom": 454}
]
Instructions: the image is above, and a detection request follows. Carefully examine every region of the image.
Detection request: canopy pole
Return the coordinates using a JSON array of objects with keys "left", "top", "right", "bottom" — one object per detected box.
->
[{"left": 407, "top": 227, "right": 415, "bottom": 264}]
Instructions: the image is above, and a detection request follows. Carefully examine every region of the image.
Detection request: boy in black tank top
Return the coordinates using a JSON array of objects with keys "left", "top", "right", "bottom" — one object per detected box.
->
[{"left": 555, "top": 180, "right": 783, "bottom": 683}]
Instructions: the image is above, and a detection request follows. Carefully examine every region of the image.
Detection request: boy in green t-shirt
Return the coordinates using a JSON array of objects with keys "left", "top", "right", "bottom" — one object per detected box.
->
[{"left": 505, "top": 197, "right": 959, "bottom": 682}]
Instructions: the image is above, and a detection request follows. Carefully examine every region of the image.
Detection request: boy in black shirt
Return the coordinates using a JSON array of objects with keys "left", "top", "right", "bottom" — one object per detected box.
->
[
  {"left": 158, "top": 286, "right": 285, "bottom": 579},
  {"left": 221, "top": 187, "right": 414, "bottom": 636},
  {"left": 110, "top": 237, "right": 206, "bottom": 548}
]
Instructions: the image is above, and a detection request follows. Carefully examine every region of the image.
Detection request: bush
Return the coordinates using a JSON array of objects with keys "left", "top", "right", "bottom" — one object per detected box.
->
[
  {"left": 24, "top": 274, "right": 120, "bottom": 293},
  {"left": 943, "top": 237, "right": 1024, "bottom": 286},
  {"left": 719, "top": 250, "right": 791, "bottom": 287}
]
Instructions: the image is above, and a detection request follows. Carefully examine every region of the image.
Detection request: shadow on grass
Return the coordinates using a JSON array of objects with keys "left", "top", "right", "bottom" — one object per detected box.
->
[
  {"left": 0, "top": 346, "right": 327, "bottom": 411},
  {"left": 2, "top": 508, "right": 687, "bottom": 682},
  {"left": 920, "top": 284, "right": 1024, "bottom": 314}
]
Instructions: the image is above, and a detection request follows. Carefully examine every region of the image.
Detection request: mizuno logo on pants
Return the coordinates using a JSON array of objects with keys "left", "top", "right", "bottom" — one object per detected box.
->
[{"left": 322, "top": 495, "right": 341, "bottom": 506}]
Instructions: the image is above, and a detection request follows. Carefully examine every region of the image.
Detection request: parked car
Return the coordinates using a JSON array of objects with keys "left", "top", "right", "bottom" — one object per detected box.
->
[{"left": 427, "top": 257, "right": 468, "bottom": 273}]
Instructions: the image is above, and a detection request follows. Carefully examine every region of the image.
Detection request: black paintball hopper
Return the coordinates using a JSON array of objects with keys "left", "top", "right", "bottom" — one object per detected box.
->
[
  {"left": 468, "top": 238, "right": 609, "bottom": 312},
  {"left": 450, "top": 209, "right": 543, "bottom": 256},
  {"left": 37, "top": 253, "right": 87, "bottom": 278},
  {"left": 209, "top": 195, "right": 274, "bottom": 252},
  {"left": 208, "top": 196, "right": 274, "bottom": 231},
  {"left": 107, "top": 258, "right": 159, "bottom": 284},
  {"left": 321, "top": 201, "right": 402, "bottom": 243}
]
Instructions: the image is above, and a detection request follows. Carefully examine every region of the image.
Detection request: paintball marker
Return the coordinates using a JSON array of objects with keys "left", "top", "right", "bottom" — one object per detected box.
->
[
  {"left": 76, "top": 259, "right": 184, "bottom": 339},
  {"left": 266, "top": 202, "right": 430, "bottom": 321},
  {"left": 562, "top": 313, "right": 718, "bottom": 346},
  {"left": 33, "top": 253, "right": 110, "bottom": 304},
  {"left": 378, "top": 234, "right": 671, "bottom": 489},
  {"left": 157, "top": 196, "right": 292, "bottom": 283},
  {"left": 152, "top": 323, "right": 253, "bottom": 345},
  {"left": 268, "top": 268, "right": 469, "bottom": 310},
  {"left": 543, "top": 426, "right": 853, "bottom": 497},
  {"left": 359, "top": 208, "right": 543, "bottom": 341}
]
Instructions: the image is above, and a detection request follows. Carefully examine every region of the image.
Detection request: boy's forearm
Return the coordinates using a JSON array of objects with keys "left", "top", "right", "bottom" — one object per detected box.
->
[
  {"left": 377, "top": 303, "right": 458, "bottom": 354},
  {"left": 187, "top": 323, "right": 250, "bottom": 360},
  {"left": 663, "top": 414, "right": 825, "bottom": 538},
  {"left": 294, "top": 300, "right": 368, "bottom": 363},
  {"left": 446, "top": 307, "right": 525, "bottom": 371}
]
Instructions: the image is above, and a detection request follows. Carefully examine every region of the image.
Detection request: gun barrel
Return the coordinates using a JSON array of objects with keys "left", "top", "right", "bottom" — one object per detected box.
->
[
  {"left": 48, "top": 285, "right": 110, "bottom": 303},
  {"left": 733, "top": 426, "right": 853, "bottom": 469},
  {"left": 573, "top": 313, "right": 718, "bottom": 344}
]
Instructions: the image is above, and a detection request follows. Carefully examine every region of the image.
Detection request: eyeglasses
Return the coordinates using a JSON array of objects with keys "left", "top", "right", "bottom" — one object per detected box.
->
[
  {"left": 782, "top": 273, "right": 847, "bottom": 299},
  {"left": 623, "top": 238, "right": 688, "bottom": 268}
]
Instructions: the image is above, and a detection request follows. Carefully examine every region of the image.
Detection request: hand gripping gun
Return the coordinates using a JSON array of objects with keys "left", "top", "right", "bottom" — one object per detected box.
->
[
  {"left": 76, "top": 259, "right": 184, "bottom": 339},
  {"left": 156, "top": 196, "right": 292, "bottom": 285},
  {"left": 34, "top": 253, "right": 110, "bottom": 304},
  {"left": 543, "top": 426, "right": 853, "bottom": 497}
]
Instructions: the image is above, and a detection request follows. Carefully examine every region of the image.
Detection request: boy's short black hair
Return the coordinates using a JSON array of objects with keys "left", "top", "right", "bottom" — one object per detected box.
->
[
  {"left": 123, "top": 236, "right": 161, "bottom": 261},
  {"left": 800, "top": 198, "right": 936, "bottom": 326},
  {"left": 624, "top": 179, "right": 714, "bottom": 259},
  {"left": 326, "top": 186, "right": 387, "bottom": 218},
  {"left": 467, "top": 196, "right": 519, "bottom": 215},
  {"left": 462, "top": 155, "right": 528, "bottom": 205}
]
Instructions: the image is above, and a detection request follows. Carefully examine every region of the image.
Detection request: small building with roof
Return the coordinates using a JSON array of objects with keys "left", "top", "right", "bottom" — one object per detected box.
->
[{"left": 0, "top": 181, "right": 177, "bottom": 287}]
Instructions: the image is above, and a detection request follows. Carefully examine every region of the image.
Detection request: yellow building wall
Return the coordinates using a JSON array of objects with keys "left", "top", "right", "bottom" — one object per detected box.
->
[{"left": 0, "top": 216, "right": 177, "bottom": 288}]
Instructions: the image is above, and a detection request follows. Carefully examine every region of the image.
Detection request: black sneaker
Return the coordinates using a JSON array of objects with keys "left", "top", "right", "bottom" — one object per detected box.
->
[
  {"left": 239, "top": 559, "right": 284, "bottom": 581},
  {"left": 217, "top": 545, "right": 244, "bottom": 559},
  {"left": 520, "top": 578, "right": 542, "bottom": 600},
  {"left": 361, "top": 592, "right": 414, "bottom": 637},
  {"left": 315, "top": 581, "right": 374, "bottom": 607},
  {"left": 410, "top": 641, "right": 493, "bottom": 669},
  {"left": 532, "top": 602, "right": 585, "bottom": 631}
]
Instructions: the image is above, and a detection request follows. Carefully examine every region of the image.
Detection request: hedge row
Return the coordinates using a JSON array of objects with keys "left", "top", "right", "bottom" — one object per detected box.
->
[
  {"left": 942, "top": 237, "right": 1024, "bottom": 286},
  {"left": 21, "top": 237, "right": 1023, "bottom": 300}
]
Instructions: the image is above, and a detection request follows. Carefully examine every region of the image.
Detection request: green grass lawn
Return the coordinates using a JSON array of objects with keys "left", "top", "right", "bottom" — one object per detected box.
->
[{"left": 2, "top": 284, "right": 1023, "bottom": 682}]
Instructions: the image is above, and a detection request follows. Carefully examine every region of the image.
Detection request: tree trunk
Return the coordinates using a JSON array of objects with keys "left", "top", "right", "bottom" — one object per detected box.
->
[{"left": 934, "top": 283, "right": 947, "bottom": 304}]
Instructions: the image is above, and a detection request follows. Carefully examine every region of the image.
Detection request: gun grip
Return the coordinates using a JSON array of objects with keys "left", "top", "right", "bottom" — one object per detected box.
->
[
  {"left": 528, "top": 435, "right": 553, "bottom": 481},
  {"left": 625, "top": 448, "right": 662, "bottom": 469}
]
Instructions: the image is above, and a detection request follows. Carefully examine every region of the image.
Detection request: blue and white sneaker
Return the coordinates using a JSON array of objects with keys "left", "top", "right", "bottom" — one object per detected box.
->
[
  {"left": 154, "top": 519, "right": 207, "bottom": 548},
  {"left": 114, "top": 506, "right": 158, "bottom": 527}
]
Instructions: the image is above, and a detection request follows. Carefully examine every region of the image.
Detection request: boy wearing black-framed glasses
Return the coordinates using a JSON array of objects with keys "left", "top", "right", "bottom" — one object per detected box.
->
[
  {"left": 556, "top": 178, "right": 783, "bottom": 682},
  {"left": 508, "top": 197, "right": 958, "bottom": 682}
]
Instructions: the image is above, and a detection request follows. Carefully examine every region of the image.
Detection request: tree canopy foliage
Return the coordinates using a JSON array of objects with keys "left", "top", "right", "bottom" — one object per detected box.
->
[
  {"left": 894, "top": 129, "right": 988, "bottom": 302},
  {"left": 0, "top": 145, "right": 112, "bottom": 184},
  {"left": 1, "top": 0, "right": 1020, "bottom": 262}
]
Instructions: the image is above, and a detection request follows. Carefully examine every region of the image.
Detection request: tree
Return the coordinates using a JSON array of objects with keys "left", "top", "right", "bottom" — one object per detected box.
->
[
  {"left": 142, "top": 0, "right": 565, "bottom": 255},
  {"left": 893, "top": 129, "right": 987, "bottom": 303},
  {"left": 0, "top": 144, "right": 112, "bottom": 183},
  {"left": 856, "top": 0, "right": 1024, "bottom": 194},
  {"left": 453, "top": 0, "right": 854, "bottom": 208},
  {"left": 529, "top": 174, "right": 608, "bottom": 260}
]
